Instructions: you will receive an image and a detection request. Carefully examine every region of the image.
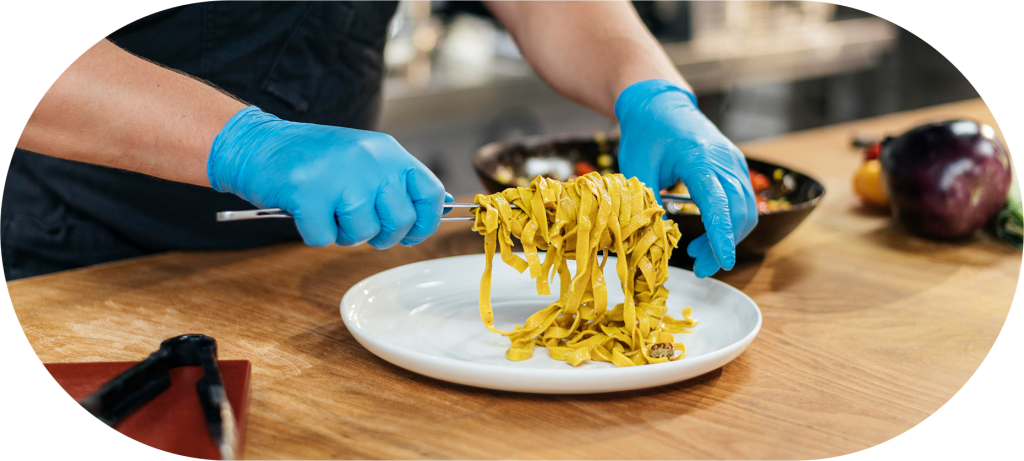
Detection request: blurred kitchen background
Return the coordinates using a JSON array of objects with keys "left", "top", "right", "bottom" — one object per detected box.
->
[{"left": 381, "top": 1, "right": 978, "bottom": 195}]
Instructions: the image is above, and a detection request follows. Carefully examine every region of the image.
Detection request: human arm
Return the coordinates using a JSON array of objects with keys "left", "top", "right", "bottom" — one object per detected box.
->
[
  {"left": 483, "top": 0, "right": 684, "bottom": 120},
  {"left": 17, "top": 39, "right": 447, "bottom": 248},
  {"left": 486, "top": 1, "right": 758, "bottom": 276},
  {"left": 17, "top": 39, "right": 244, "bottom": 187}
]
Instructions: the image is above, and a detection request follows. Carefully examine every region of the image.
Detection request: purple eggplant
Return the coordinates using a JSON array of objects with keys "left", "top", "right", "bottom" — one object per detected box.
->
[{"left": 879, "top": 119, "right": 1011, "bottom": 240}]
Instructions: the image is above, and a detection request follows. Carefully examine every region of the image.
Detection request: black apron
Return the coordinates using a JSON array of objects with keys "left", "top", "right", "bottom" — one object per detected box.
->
[{"left": 2, "top": 1, "right": 399, "bottom": 280}]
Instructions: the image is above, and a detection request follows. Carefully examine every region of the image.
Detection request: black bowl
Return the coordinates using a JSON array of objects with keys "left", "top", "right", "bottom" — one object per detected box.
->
[{"left": 473, "top": 134, "right": 825, "bottom": 265}]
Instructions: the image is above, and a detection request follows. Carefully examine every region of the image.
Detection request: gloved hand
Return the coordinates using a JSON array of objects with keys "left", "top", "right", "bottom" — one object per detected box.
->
[
  {"left": 615, "top": 79, "right": 758, "bottom": 278},
  {"left": 208, "top": 106, "right": 447, "bottom": 249}
]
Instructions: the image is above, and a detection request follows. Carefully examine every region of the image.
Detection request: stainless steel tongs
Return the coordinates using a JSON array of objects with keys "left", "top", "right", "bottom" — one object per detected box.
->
[
  {"left": 216, "top": 203, "right": 514, "bottom": 223},
  {"left": 215, "top": 193, "right": 693, "bottom": 223}
]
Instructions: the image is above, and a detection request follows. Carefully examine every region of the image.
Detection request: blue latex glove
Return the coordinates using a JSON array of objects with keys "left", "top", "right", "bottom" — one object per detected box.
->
[
  {"left": 615, "top": 79, "right": 758, "bottom": 278},
  {"left": 208, "top": 106, "right": 447, "bottom": 249}
]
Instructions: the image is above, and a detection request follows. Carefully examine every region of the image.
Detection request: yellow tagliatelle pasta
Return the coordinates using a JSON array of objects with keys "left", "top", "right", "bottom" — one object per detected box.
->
[{"left": 472, "top": 172, "right": 697, "bottom": 367}]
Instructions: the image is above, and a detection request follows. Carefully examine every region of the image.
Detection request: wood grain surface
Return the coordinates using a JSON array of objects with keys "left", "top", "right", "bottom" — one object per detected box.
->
[{"left": 10, "top": 99, "right": 1020, "bottom": 459}]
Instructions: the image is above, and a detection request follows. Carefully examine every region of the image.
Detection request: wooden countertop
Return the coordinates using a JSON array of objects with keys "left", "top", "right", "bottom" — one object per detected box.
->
[{"left": 11, "top": 99, "right": 1019, "bottom": 459}]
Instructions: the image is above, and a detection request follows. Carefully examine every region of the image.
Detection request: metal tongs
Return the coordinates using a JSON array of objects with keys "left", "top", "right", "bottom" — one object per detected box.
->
[
  {"left": 79, "top": 335, "right": 239, "bottom": 460},
  {"left": 217, "top": 202, "right": 515, "bottom": 223},
  {"left": 215, "top": 193, "right": 693, "bottom": 223}
]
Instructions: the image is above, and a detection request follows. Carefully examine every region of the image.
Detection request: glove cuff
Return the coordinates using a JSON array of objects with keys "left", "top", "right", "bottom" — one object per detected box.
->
[
  {"left": 207, "top": 105, "right": 281, "bottom": 194},
  {"left": 614, "top": 79, "right": 698, "bottom": 123}
]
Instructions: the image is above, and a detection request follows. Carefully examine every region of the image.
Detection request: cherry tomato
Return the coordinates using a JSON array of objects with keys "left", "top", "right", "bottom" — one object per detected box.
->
[
  {"left": 757, "top": 199, "right": 770, "bottom": 213},
  {"left": 852, "top": 159, "right": 888, "bottom": 208},
  {"left": 749, "top": 171, "right": 771, "bottom": 192},
  {"left": 864, "top": 142, "right": 882, "bottom": 161},
  {"left": 574, "top": 161, "right": 597, "bottom": 176}
]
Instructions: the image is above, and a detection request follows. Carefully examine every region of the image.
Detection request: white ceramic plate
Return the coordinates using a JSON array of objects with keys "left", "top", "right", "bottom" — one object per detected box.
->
[{"left": 341, "top": 254, "right": 761, "bottom": 394}]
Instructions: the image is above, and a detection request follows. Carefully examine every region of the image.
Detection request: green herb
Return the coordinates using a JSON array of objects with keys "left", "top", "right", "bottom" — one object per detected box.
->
[{"left": 996, "top": 166, "right": 1023, "bottom": 247}]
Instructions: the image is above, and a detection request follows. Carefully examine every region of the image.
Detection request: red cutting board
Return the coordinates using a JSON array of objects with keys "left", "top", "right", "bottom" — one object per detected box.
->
[{"left": 45, "top": 360, "right": 251, "bottom": 460}]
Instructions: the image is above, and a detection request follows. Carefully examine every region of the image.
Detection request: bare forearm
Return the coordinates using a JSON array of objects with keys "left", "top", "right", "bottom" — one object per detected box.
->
[
  {"left": 486, "top": 1, "right": 688, "bottom": 120},
  {"left": 17, "top": 39, "right": 246, "bottom": 187}
]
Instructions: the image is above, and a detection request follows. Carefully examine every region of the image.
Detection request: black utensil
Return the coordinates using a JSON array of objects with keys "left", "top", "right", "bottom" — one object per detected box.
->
[{"left": 79, "top": 334, "right": 238, "bottom": 460}]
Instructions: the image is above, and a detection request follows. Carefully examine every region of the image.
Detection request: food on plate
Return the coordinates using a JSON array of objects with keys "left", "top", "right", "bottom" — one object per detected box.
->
[
  {"left": 665, "top": 170, "right": 792, "bottom": 214},
  {"left": 852, "top": 159, "right": 889, "bottom": 208},
  {"left": 471, "top": 172, "right": 696, "bottom": 367},
  {"left": 880, "top": 120, "right": 1011, "bottom": 239},
  {"left": 648, "top": 342, "right": 674, "bottom": 359}
]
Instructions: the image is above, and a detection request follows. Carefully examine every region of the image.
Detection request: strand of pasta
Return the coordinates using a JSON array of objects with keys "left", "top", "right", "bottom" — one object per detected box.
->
[{"left": 472, "top": 172, "right": 696, "bottom": 367}]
